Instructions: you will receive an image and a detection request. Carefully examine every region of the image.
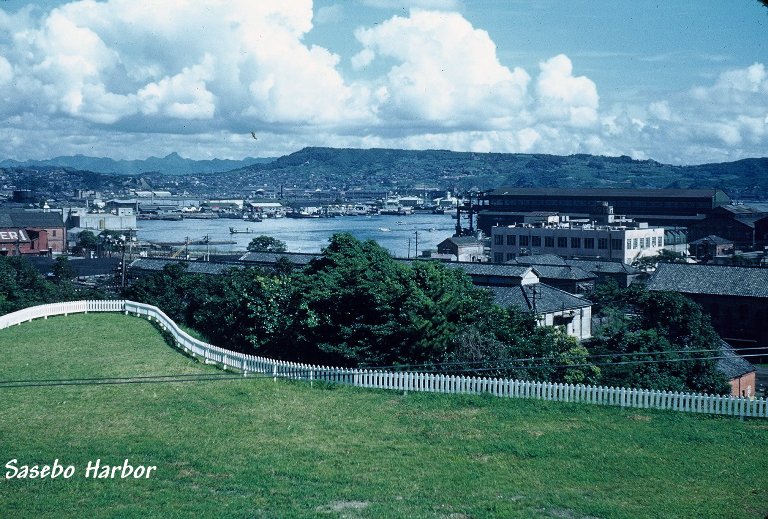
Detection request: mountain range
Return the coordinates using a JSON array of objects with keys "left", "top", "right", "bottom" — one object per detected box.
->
[{"left": 0, "top": 152, "right": 274, "bottom": 176}]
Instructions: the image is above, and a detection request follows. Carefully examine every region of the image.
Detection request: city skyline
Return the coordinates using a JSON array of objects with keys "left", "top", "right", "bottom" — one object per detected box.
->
[{"left": 0, "top": 0, "right": 765, "bottom": 164}]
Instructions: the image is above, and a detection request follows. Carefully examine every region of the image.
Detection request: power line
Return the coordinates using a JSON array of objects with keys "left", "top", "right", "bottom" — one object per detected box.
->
[{"left": 1, "top": 352, "right": 764, "bottom": 390}]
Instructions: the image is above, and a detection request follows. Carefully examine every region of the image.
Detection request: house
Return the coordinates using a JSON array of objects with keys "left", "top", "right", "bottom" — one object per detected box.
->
[
  {"left": 0, "top": 210, "right": 66, "bottom": 255},
  {"left": 689, "top": 235, "right": 733, "bottom": 261},
  {"left": 646, "top": 263, "right": 768, "bottom": 360},
  {"left": 488, "top": 283, "right": 592, "bottom": 340},
  {"left": 717, "top": 340, "right": 757, "bottom": 397},
  {"left": 436, "top": 237, "right": 486, "bottom": 262}
]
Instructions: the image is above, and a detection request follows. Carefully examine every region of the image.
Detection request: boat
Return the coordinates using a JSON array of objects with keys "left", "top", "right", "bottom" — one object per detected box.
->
[
  {"left": 378, "top": 227, "right": 391, "bottom": 232},
  {"left": 229, "top": 227, "right": 257, "bottom": 234}
]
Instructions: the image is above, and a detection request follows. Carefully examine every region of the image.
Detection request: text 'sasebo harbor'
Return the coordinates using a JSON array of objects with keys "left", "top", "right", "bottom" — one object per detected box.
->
[{"left": 5, "top": 459, "right": 157, "bottom": 479}]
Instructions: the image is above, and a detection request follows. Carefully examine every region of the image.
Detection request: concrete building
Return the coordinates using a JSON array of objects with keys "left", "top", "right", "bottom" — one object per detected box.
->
[
  {"left": 436, "top": 237, "right": 485, "bottom": 262},
  {"left": 491, "top": 221, "right": 666, "bottom": 265},
  {"left": 67, "top": 208, "right": 137, "bottom": 232}
]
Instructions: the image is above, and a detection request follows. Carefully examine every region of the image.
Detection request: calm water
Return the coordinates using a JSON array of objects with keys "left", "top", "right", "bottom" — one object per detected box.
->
[{"left": 136, "top": 213, "right": 465, "bottom": 258}]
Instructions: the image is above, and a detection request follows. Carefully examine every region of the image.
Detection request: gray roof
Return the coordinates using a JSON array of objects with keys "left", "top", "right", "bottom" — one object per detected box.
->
[
  {"left": 450, "top": 262, "right": 534, "bottom": 279},
  {"left": 239, "top": 252, "right": 319, "bottom": 265},
  {"left": 0, "top": 210, "right": 65, "bottom": 228},
  {"left": 488, "top": 284, "right": 592, "bottom": 313},
  {"left": 526, "top": 264, "right": 595, "bottom": 281},
  {"left": 512, "top": 254, "right": 567, "bottom": 266},
  {"left": 510, "top": 254, "right": 638, "bottom": 275},
  {"left": 488, "top": 187, "right": 723, "bottom": 199},
  {"left": 129, "top": 258, "right": 243, "bottom": 276},
  {"left": 647, "top": 263, "right": 768, "bottom": 298},
  {"left": 689, "top": 235, "right": 733, "bottom": 246},
  {"left": 717, "top": 340, "right": 755, "bottom": 379},
  {"left": 439, "top": 236, "right": 483, "bottom": 246},
  {"left": 566, "top": 259, "right": 639, "bottom": 275}
]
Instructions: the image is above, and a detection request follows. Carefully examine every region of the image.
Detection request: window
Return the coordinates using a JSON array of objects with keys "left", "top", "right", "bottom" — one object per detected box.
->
[
  {"left": 633, "top": 238, "right": 638, "bottom": 249},
  {"left": 545, "top": 236, "right": 554, "bottom": 247},
  {"left": 571, "top": 237, "right": 581, "bottom": 249},
  {"left": 494, "top": 253, "right": 504, "bottom": 263},
  {"left": 557, "top": 237, "right": 567, "bottom": 248},
  {"left": 626, "top": 239, "right": 632, "bottom": 250},
  {"left": 507, "top": 235, "right": 516, "bottom": 246},
  {"left": 659, "top": 236, "right": 664, "bottom": 247},
  {"left": 519, "top": 235, "right": 529, "bottom": 246},
  {"left": 506, "top": 253, "right": 515, "bottom": 261},
  {"left": 612, "top": 239, "right": 623, "bottom": 250},
  {"left": 52, "top": 230, "right": 57, "bottom": 237},
  {"left": 651, "top": 236, "right": 657, "bottom": 247},
  {"left": 584, "top": 238, "right": 595, "bottom": 249},
  {"left": 531, "top": 236, "right": 541, "bottom": 247},
  {"left": 598, "top": 238, "right": 608, "bottom": 249},
  {"left": 494, "top": 235, "right": 503, "bottom": 245}
]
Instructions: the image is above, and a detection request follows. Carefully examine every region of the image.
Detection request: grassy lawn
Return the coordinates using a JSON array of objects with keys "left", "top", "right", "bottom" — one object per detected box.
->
[{"left": 0, "top": 314, "right": 766, "bottom": 518}]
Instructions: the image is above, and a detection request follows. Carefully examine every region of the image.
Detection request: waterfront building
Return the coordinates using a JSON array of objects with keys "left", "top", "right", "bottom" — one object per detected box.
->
[
  {"left": 478, "top": 187, "right": 729, "bottom": 234},
  {"left": 490, "top": 221, "right": 666, "bottom": 265}
]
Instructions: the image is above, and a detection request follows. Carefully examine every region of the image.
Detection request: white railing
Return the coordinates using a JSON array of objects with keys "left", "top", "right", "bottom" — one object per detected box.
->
[{"left": 2, "top": 300, "right": 766, "bottom": 419}]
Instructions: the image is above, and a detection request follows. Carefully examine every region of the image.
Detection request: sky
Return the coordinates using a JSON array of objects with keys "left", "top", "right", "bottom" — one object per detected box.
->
[{"left": 0, "top": 0, "right": 766, "bottom": 164}]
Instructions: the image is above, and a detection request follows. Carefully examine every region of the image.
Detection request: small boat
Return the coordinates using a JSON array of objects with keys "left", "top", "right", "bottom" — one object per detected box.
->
[
  {"left": 378, "top": 227, "right": 391, "bottom": 232},
  {"left": 230, "top": 227, "right": 256, "bottom": 234}
]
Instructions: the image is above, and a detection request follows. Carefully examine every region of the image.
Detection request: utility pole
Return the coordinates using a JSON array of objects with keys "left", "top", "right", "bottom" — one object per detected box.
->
[{"left": 414, "top": 231, "right": 419, "bottom": 258}]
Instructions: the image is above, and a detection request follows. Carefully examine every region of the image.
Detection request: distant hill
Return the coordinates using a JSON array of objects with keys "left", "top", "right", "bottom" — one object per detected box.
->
[
  {"left": 0, "top": 152, "right": 275, "bottom": 176},
  {"left": 236, "top": 147, "right": 768, "bottom": 199}
]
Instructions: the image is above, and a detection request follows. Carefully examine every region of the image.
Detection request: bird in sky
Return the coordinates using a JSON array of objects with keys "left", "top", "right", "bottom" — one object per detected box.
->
[{"left": 250, "top": 132, "right": 258, "bottom": 140}]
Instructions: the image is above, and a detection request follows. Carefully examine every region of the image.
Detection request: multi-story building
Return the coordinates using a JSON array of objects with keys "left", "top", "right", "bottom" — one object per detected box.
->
[
  {"left": 478, "top": 187, "right": 729, "bottom": 234},
  {"left": 490, "top": 221, "right": 666, "bottom": 265}
]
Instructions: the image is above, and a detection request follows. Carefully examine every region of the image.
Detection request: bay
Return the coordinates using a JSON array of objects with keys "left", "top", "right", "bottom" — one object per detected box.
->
[{"left": 136, "top": 213, "right": 464, "bottom": 258}]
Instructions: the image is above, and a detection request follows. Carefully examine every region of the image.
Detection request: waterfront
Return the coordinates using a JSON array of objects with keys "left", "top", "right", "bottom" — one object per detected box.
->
[{"left": 136, "top": 213, "right": 464, "bottom": 258}]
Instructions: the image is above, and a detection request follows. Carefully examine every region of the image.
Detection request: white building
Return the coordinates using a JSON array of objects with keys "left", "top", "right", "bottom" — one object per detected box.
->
[
  {"left": 67, "top": 207, "right": 137, "bottom": 232},
  {"left": 491, "top": 222, "right": 666, "bottom": 265}
]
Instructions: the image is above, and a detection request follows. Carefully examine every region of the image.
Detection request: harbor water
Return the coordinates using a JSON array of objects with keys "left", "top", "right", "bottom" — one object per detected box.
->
[{"left": 136, "top": 213, "right": 466, "bottom": 258}]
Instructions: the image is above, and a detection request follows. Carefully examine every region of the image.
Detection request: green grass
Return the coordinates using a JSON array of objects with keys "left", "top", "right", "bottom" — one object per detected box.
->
[{"left": 0, "top": 314, "right": 766, "bottom": 518}]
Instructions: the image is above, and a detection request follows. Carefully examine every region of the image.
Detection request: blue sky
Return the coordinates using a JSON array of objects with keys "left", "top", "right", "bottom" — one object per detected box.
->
[{"left": 0, "top": 0, "right": 765, "bottom": 164}]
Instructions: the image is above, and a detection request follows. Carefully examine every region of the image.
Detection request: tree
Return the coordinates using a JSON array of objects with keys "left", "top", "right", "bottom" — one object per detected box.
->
[
  {"left": 74, "top": 230, "right": 98, "bottom": 255},
  {"left": 589, "top": 285, "right": 730, "bottom": 394},
  {"left": 247, "top": 235, "right": 287, "bottom": 253},
  {"left": 51, "top": 256, "right": 76, "bottom": 283}
]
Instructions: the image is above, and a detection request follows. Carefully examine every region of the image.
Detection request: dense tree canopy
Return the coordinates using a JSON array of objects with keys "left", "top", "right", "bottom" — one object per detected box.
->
[
  {"left": 247, "top": 235, "right": 287, "bottom": 253},
  {"left": 591, "top": 286, "right": 730, "bottom": 394}
]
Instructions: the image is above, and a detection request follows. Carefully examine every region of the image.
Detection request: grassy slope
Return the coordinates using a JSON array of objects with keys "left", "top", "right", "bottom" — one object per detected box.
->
[{"left": 0, "top": 314, "right": 766, "bottom": 519}]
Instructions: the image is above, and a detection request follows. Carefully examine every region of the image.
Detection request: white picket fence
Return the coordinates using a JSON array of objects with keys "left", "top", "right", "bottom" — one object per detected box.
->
[{"left": 1, "top": 300, "right": 766, "bottom": 419}]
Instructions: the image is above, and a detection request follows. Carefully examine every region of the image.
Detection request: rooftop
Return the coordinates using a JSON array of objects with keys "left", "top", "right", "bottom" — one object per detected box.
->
[
  {"left": 488, "top": 187, "right": 724, "bottom": 199},
  {"left": 488, "top": 284, "right": 592, "bottom": 314},
  {"left": 717, "top": 340, "right": 756, "bottom": 380},
  {"left": 647, "top": 263, "right": 768, "bottom": 298}
]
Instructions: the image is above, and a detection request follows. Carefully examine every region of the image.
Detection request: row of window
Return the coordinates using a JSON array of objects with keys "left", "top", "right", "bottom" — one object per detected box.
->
[{"left": 494, "top": 233, "right": 663, "bottom": 250}]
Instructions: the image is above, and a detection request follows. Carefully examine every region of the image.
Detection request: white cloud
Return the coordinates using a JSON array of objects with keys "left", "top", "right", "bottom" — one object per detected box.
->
[
  {"left": 353, "top": 9, "right": 530, "bottom": 127},
  {"left": 535, "top": 54, "right": 599, "bottom": 127},
  {"left": 0, "top": 2, "right": 763, "bottom": 165}
]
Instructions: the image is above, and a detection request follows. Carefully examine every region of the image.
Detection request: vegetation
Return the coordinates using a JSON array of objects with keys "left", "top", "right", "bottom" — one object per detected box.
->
[
  {"left": 590, "top": 284, "right": 730, "bottom": 394},
  {"left": 246, "top": 235, "right": 287, "bottom": 253},
  {"left": 0, "top": 314, "right": 765, "bottom": 518},
  {"left": 0, "top": 255, "right": 106, "bottom": 315},
  {"left": 631, "top": 249, "right": 688, "bottom": 272},
  {"left": 125, "top": 234, "right": 598, "bottom": 384}
]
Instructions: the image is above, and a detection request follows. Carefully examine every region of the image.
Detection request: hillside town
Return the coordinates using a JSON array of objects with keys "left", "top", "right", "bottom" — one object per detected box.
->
[{"left": 1, "top": 169, "right": 766, "bottom": 400}]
